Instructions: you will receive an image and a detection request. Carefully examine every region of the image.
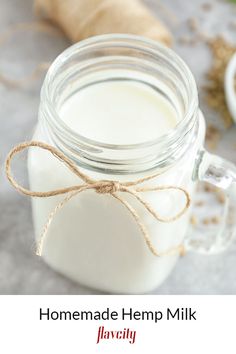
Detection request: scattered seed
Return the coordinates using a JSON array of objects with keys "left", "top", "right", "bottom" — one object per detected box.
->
[
  {"left": 187, "top": 17, "right": 198, "bottom": 32},
  {"left": 195, "top": 200, "right": 205, "bottom": 207},
  {"left": 204, "top": 36, "right": 236, "bottom": 128},
  {"left": 204, "top": 183, "right": 217, "bottom": 193},
  {"left": 206, "top": 124, "right": 221, "bottom": 150},
  {"left": 216, "top": 190, "right": 226, "bottom": 204},
  {"left": 201, "top": 3, "right": 212, "bottom": 11},
  {"left": 211, "top": 216, "right": 220, "bottom": 224},
  {"left": 202, "top": 217, "right": 211, "bottom": 225},
  {"left": 190, "top": 215, "right": 197, "bottom": 225},
  {"left": 202, "top": 216, "right": 221, "bottom": 225}
]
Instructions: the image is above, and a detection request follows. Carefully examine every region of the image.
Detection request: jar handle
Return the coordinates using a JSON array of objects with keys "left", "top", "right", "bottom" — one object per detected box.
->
[{"left": 185, "top": 149, "right": 236, "bottom": 254}]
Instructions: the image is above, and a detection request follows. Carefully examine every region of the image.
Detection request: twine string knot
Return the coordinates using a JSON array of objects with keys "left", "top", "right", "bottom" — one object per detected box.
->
[
  {"left": 94, "top": 180, "right": 121, "bottom": 194},
  {"left": 5, "top": 141, "right": 191, "bottom": 257}
]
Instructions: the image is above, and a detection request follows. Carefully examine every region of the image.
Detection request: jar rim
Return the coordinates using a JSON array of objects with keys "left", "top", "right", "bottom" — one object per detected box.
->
[
  {"left": 41, "top": 33, "right": 198, "bottom": 151},
  {"left": 40, "top": 34, "right": 198, "bottom": 173}
]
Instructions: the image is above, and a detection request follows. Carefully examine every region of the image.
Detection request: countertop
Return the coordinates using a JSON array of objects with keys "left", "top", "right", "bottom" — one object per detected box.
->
[{"left": 0, "top": 0, "right": 236, "bottom": 294}]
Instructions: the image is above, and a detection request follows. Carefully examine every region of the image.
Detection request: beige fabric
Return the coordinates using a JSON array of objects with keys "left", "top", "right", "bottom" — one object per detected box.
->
[{"left": 34, "top": 0, "right": 172, "bottom": 45}]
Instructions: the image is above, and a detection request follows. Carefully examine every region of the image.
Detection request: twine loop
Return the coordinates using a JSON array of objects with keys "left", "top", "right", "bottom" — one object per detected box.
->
[{"left": 5, "top": 141, "right": 191, "bottom": 257}]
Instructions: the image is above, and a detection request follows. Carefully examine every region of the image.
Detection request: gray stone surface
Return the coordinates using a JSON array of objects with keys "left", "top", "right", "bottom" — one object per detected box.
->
[{"left": 0, "top": 0, "right": 236, "bottom": 294}]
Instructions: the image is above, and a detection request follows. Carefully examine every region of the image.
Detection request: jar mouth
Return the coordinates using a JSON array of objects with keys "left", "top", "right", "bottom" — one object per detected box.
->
[{"left": 40, "top": 34, "right": 199, "bottom": 173}]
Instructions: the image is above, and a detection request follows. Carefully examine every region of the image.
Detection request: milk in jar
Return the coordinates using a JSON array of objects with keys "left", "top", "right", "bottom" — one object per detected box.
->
[{"left": 28, "top": 35, "right": 205, "bottom": 293}]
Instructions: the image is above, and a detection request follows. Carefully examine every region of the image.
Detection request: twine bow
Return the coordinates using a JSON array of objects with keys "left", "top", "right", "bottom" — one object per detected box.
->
[{"left": 5, "top": 141, "right": 191, "bottom": 257}]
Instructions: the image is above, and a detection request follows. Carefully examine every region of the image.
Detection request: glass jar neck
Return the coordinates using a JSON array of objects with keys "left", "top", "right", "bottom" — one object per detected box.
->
[{"left": 39, "top": 34, "right": 199, "bottom": 175}]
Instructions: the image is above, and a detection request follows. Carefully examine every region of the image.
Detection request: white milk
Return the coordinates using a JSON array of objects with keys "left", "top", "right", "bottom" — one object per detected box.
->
[
  {"left": 60, "top": 81, "right": 179, "bottom": 144},
  {"left": 28, "top": 80, "right": 204, "bottom": 293}
]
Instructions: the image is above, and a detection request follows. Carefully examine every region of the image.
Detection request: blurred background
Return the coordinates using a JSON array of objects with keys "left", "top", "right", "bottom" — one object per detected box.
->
[{"left": 0, "top": 0, "right": 236, "bottom": 294}]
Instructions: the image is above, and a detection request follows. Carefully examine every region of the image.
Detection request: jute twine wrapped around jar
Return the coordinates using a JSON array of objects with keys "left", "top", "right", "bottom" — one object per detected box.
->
[{"left": 34, "top": 0, "right": 172, "bottom": 45}]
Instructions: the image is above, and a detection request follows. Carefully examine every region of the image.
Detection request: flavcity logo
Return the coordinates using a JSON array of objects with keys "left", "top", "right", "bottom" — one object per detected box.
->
[{"left": 96, "top": 326, "right": 136, "bottom": 344}]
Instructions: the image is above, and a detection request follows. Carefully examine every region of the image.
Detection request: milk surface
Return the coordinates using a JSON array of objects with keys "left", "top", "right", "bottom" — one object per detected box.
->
[
  {"left": 28, "top": 80, "right": 203, "bottom": 293},
  {"left": 60, "top": 81, "right": 179, "bottom": 144}
]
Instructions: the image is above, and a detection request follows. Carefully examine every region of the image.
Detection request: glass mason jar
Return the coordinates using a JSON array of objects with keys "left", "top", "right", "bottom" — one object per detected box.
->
[{"left": 28, "top": 34, "right": 236, "bottom": 294}]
